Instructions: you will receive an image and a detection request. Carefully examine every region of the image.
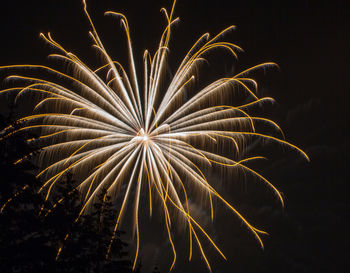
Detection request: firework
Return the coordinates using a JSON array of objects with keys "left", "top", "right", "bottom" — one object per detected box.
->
[{"left": 0, "top": 0, "right": 308, "bottom": 271}]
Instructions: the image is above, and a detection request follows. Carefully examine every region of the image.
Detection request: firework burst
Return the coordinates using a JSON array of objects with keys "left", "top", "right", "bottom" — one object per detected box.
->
[{"left": 0, "top": 0, "right": 308, "bottom": 271}]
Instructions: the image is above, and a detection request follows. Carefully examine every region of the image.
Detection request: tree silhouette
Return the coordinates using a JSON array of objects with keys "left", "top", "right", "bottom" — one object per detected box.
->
[{"left": 0, "top": 111, "right": 137, "bottom": 273}]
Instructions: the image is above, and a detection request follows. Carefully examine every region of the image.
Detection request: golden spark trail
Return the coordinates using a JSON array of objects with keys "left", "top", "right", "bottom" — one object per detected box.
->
[{"left": 0, "top": 0, "right": 308, "bottom": 271}]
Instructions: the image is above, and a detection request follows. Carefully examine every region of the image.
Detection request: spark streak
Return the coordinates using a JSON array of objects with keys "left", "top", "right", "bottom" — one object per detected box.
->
[{"left": 0, "top": 0, "right": 308, "bottom": 271}]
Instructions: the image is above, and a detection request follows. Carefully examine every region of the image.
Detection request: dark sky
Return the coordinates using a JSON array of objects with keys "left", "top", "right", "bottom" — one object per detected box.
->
[{"left": 0, "top": 0, "right": 349, "bottom": 273}]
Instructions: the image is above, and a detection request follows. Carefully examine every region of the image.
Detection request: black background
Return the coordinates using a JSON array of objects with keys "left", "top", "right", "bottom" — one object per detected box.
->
[{"left": 0, "top": 0, "right": 349, "bottom": 272}]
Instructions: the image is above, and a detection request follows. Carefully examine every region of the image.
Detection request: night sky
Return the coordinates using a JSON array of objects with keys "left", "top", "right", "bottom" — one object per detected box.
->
[{"left": 0, "top": 0, "right": 349, "bottom": 272}]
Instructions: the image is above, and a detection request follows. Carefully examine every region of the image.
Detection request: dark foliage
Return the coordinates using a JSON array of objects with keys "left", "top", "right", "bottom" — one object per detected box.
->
[{"left": 0, "top": 113, "right": 138, "bottom": 273}]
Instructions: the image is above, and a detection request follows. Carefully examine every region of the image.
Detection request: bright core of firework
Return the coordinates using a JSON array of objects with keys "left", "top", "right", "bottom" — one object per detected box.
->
[
  {"left": 135, "top": 128, "right": 150, "bottom": 143},
  {"left": 0, "top": 0, "right": 309, "bottom": 271}
]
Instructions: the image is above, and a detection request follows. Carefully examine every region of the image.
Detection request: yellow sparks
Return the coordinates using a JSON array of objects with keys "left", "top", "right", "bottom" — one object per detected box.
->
[{"left": 0, "top": 0, "right": 308, "bottom": 271}]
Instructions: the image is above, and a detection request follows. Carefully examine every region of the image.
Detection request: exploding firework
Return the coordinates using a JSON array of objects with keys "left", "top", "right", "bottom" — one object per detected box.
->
[{"left": 0, "top": 0, "right": 308, "bottom": 271}]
